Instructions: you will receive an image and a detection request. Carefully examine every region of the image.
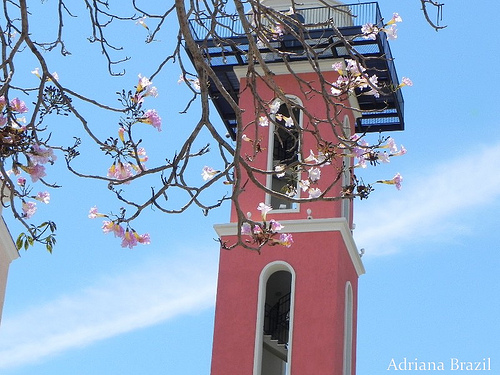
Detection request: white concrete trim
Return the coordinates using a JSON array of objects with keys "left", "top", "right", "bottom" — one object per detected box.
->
[
  {"left": 266, "top": 95, "right": 303, "bottom": 212},
  {"left": 214, "top": 217, "right": 365, "bottom": 276},
  {"left": 254, "top": 261, "right": 296, "bottom": 375},
  {"left": 0, "top": 217, "right": 18, "bottom": 262},
  {"left": 234, "top": 59, "right": 340, "bottom": 79},
  {"left": 343, "top": 281, "right": 353, "bottom": 375}
]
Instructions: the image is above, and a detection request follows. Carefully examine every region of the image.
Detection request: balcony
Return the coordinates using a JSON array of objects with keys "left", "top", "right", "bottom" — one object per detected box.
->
[{"left": 188, "top": 2, "right": 404, "bottom": 139}]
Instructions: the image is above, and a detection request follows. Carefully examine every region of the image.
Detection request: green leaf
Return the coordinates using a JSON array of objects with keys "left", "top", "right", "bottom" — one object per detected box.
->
[{"left": 16, "top": 234, "right": 24, "bottom": 250}]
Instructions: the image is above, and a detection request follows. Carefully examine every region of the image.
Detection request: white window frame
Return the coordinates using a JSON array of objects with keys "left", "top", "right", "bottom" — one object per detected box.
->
[
  {"left": 341, "top": 115, "right": 352, "bottom": 224},
  {"left": 265, "top": 96, "right": 303, "bottom": 212},
  {"left": 254, "top": 261, "right": 296, "bottom": 375},
  {"left": 343, "top": 281, "right": 354, "bottom": 375}
]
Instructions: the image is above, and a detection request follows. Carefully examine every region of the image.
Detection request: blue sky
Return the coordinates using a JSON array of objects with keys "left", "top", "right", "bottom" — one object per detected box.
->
[{"left": 1, "top": 0, "right": 499, "bottom": 374}]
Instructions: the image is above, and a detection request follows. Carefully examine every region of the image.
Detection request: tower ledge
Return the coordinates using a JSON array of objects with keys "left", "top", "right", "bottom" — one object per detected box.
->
[{"left": 214, "top": 217, "right": 365, "bottom": 276}]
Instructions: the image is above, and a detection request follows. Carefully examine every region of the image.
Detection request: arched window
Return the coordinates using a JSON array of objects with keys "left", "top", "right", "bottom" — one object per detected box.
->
[
  {"left": 267, "top": 98, "right": 302, "bottom": 211},
  {"left": 343, "top": 281, "right": 354, "bottom": 375},
  {"left": 254, "top": 262, "right": 296, "bottom": 375}
]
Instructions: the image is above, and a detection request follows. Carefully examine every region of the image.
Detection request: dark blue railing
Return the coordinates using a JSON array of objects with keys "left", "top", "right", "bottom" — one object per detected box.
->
[
  {"left": 189, "top": 2, "right": 382, "bottom": 41},
  {"left": 187, "top": 1, "right": 405, "bottom": 133}
]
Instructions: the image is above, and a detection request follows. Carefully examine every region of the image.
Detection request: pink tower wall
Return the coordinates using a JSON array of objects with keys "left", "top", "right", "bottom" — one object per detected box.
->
[
  {"left": 211, "top": 67, "right": 361, "bottom": 374},
  {"left": 230, "top": 69, "right": 356, "bottom": 226},
  {"left": 211, "top": 231, "right": 359, "bottom": 375}
]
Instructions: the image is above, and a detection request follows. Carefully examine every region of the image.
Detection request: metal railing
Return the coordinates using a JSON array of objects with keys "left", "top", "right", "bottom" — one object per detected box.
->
[
  {"left": 189, "top": 2, "right": 381, "bottom": 41},
  {"left": 264, "top": 292, "right": 291, "bottom": 345}
]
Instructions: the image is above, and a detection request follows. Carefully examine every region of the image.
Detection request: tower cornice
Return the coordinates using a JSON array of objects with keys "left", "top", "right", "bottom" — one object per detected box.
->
[{"left": 214, "top": 217, "right": 365, "bottom": 276}]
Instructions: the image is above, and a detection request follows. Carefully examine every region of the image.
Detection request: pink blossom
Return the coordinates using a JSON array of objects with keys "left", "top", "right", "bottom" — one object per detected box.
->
[
  {"left": 136, "top": 147, "right": 148, "bottom": 163},
  {"left": 140, "top": 109, "right": 162, "bottom": 131},
  {"left": 392, "top": 145, "right": 407, "bottom": 157},
  {"left": 259, "top": 116, "right": 269, "bottom": 127},
  {"left": 354, "top": 157, "right": 367, "bottom": 169},
  {"left": 102, "top": 221, "right": 125, "bottom": 238},
  {"left": 269, "top": 101, "right": 280, "bottom": 114},
  {"left": 191, "top": 79, "right": 201, "bottom": 91},
  {"left": 26, "top": 164, "right": 46, "bottom": 182},
  {"left": 332, "top": 62, "right": 343, "bottom": 72},
  {"left": 308, "top": 167, "right": 321, "bottom": 182},
  {"left": 108, "top": 162, "right": 133, "bottom": 182},
  {"left": 136, "top": 17, "right": 149, "bottom": 30},
  {"left": 270, "top": 219, "right": 284, "bottom": 231},
  {"left": 299, "top": 179, "right": 310, "bottom": 192},
  {"left": 257, "top": 202, "right": 272, "bottom": 220},
  {"left": 241, "top": 222, "right": 252, "bottom": 235},
  {"left": 17, "top": 177, "right": 26, "bottom": 186},
  {"left": 384, "top": 24, "right": 398, "bottom": 40},
  {"left": 29, "top": 144, "right": 56, "bottom": 165},
  {"left": 135, "top": 232, "right": 151, "bottom": 245},
  {"left": 361, "top": 23, "right": 379, "bottom": 40},
  {"left": 308, "top": 187, "right": 322, "bottom": 199},
  {"left": 330, "top": 76, "right": 350, "bottom": 96},
  {"left": 387, "top": 13, "right": 403, "bottom": 25},
  {"left": 399, "top": 77, "right": 413, "bottom": 88},
  {"left": 377, "top": 173, "right": 403, "bottom": 190},
  {"left": 391, "top": 173, "right": 403, "bottom": 190},
  {"left": 35, "top": 191, "right": 50, "bottom": 204},
  {"left": 274, "top": 164, "right": 286, "bottom": 178},
  {"left": 10, "top": 98, "right": 28, "bottom": 113},
  {"left": 88, "top": 206, "right": 105, "bottom": 219},
  {"left": 345, "top": 59, "right": 366, "bottom": 75},
  {"left": 304, "top": 150, "right": 317, "bottom": 163},
  {"left": 121, "top": 230, "right": 138, "bottom": 248},
  {"left": 278, "top": 233, "right": 293, "bottom": 248},
  {"left": 0, "top": 116, "right": 7, "bottom": 126},
  {"left": 136, "top": 74, "right": 153, "bottom": 93},
  {"left": 22, "top": 201, "right": 37, "bottom": 219},
  {"left": 352, "top": 138, "right": 369, "bottom": 158},
  {"left": 0, "top": 96, "right": 6, "bottom": 111},
  {"left": 253, "top": 225, "right": 263, "bottom": 234},
  {"left": 381, "top": 137, "right": 397, "bottom": 153},
  {"left": 284, "top": 117, "right": 294, "bottom": 128},
  {"left": 377, "top": 152, "right": 390, "bottom": 163},
  {"left": 201, "top": 166, "right": 218, "bottom": 181},
  {"left": 31, "top": 68, "right": 41, "bottom": 78},
  {"left": 134, "top": 74, "right": 158, "bottom": 102}
]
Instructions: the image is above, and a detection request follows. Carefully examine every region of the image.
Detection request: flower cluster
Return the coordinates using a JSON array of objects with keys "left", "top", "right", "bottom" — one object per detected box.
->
[
  {"left": 89, "top": 206, "right": 150, "bottom": 248},
  {"left": 91, "top": 74, "right": 161, "bottom": 246},
  {"left": 331, "top": 59, "right": 381, "bottom": 98},
  {"left": 0, "top": 96, "right": 29, "bottom": 151},
  {"left": 240, "top": 203, "right": 294, "bottom": 248},
  {"left": 348, "top": 135, "right": 405, "bottom": 191},
  {"left": 134, "top": 74, "right": 159, "bottom": 104},
  {"left": 361, "top": 13, "right": 402, "bottom": 41},
  {"left": 350, "top": 135, "right": 406, "bottom": 169},
  {"left": 105, "top": 74, "right": 160, "bottom": 184},
  {"left": 1, "top": 94, "right": 54, "bottom": 222},
  {"left": 178, "top": 74, "right": 201, "bottom": 91}
]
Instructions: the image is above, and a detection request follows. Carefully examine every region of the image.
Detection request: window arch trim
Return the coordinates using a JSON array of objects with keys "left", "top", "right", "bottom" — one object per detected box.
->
[
  {"left": 265, "top": 96, "right": 303, "bottom": 212},
  {"left": 253, "top": 261, "right": 296, "bottom": 375}
]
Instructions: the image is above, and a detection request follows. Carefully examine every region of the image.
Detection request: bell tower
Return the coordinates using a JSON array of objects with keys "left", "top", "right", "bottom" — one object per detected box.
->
[{"left": 187, "top": 1, "right": 404, "bottom": 374}]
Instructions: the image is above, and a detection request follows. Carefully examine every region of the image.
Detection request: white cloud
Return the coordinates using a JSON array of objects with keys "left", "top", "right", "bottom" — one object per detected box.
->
[
  {"left": 0, "top": 250, "right": 218, "bottom": 369},
  {"left": 354, "top": 141, "right": 500, "bottom": 256}
]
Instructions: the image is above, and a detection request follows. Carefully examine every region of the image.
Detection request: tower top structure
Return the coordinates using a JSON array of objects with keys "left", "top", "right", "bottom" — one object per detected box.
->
[
  {"left": 260, "top": 0, "right": 344, "bottom": 11},
  {"left": 186, "top": 3, "right": 406, "bottom": 374},
  {"left": 188, "top": 1, "right": 405, "bottom": 139}
]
